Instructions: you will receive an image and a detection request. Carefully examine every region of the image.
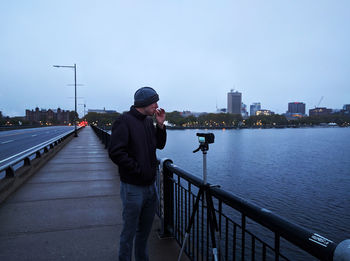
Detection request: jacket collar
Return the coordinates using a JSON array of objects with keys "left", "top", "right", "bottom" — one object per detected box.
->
[{"left": 130, "top": 106, "right": 147, "bottom": 120}]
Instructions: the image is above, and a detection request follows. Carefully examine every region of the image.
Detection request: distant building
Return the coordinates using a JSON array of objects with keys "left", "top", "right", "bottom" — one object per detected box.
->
[
  {"left": 25, "top": 107, "right": 70, "bottom": 124},
  {"left": 180, "top": 111, "right": 192, "bottom": 117},
  {"left": 56, "top": 108, "right": 70, "bottom": 123},
  {"left": 181, "top": 111, "right": 207, "bottom": 117},
  {"left": 216, "top": 108, "right": 227, "bottom": 113},
  {"left": 0, "top": 111, "right": 2, "bottom": 118},
  {"left": 227, "top": 90, "right": 242, "bottom": 114},
  {"left": 343, "top": 104, "right": 350, "bottom": 114},
  {"left": 88, "top": 108, "right": 117, "bottom": 114},
  {"left": 309, "top": 107, "right": 332, "bottom": 116},
  {"left": 241, "top": 103, "right": 248, "bottom": 118},
  {"left": 284, "top": 113, "right": 305, "bottom": 120},
  {"left": 250, "top": 103, "right": 261, "bottom": 116},
  {"left": 256, "top": 109, "right": 274, "bottom": 116},
  {"left": 285, "top": 102, "right": 306, "bottom": 119},
  {"left": 288, "top": 102, "right": 306, "bottom": 114}
]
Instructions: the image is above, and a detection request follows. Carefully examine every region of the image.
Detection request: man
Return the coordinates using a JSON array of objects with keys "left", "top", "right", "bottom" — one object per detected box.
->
[{"left": 108, "top": 87, "right": 166, "bottom": 261}]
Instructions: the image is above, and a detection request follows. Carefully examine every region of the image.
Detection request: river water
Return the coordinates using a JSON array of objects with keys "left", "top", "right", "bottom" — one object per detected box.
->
[{"left": 156, "top": 127, "right": 350, "bottom": 259}]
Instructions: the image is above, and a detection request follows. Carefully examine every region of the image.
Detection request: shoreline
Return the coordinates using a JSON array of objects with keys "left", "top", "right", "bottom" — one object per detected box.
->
[{"left": 166, "top": 125, "right": 348, "bottom": 130}]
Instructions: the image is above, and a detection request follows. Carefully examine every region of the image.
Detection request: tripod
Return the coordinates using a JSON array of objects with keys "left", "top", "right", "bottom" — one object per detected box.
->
[{"left": 177, "top": 141, "right": 220, "bottom": 261}]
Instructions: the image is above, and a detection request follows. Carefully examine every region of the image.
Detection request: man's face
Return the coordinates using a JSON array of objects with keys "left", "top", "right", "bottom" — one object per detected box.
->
[{"left": 143, "top": 102, "right": 158, "bottom": 116}]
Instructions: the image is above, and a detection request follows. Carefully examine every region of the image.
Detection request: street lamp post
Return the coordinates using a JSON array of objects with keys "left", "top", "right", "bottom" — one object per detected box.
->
[
  {"left": 79, "top": 102, "right": 86, "bottom": 117},
  {"left": 53, "top": 64, "right": 78, "bottom": 137}
]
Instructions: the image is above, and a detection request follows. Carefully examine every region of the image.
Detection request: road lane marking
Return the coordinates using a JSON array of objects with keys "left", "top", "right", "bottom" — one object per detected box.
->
[
  {"left": 1, "top": 140, "right": 14, "bottom": 144},
  {"left": 0, "top": 129, "right": 41, "bottom": 137},
  {"left": 0, "top": 129, "right": 73, "bottom": 164},
  {"left": 0, "top": 127, "right": 73, "bottom": 138}
]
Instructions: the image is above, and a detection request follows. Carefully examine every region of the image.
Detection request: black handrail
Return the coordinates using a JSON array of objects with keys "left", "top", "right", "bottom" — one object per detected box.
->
[
  {"left": 92, "top": 125, "right": 350, "bottom": 261},
  {"left": 210, "top": 185, "right": 333, "bottom": 260},
  {"left": 91, "top": 125, "right": 110, "bottom": 149},
  {"left": 162, "top": 161, "right": 350, "bottom": 261}
]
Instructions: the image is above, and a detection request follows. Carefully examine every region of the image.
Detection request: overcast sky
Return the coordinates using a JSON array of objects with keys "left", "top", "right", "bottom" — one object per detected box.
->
[{"left": 1, "top": 0, "right": 349, "bottom": 117}]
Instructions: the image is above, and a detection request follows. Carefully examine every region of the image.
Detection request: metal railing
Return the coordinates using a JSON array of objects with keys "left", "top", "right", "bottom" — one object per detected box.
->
[
  {"left": 0, "top": 128, "right": 78, "bottom": 180},
  {"left": 92, "top": 125, "right": 350, "bottom": 261},
  {"left": 91, "top": 125, "right": 110, "bottom": 149},
  {"left": 159, "top": 160, "right": 350, "bottom": 261}
]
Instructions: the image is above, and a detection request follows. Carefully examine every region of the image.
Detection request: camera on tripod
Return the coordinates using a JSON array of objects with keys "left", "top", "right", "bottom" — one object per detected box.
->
[
  {"left": 193, "top": 133, "right": 215, "bottom": 153},
  {"left": 197, "top": 133, "right": 215, "bottom": 144},
  {"left": 179, "top": 131, "right": 219, "bottom": 261}
]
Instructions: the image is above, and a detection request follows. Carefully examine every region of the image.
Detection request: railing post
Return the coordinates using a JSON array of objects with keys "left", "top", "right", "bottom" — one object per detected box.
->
[
  {"left": 104, "top": 132, "right": 108, "bottom": 149},
  {"left": 159, "top": 158, "right": 174, "bottom": 238},
  {"left": 5, "top": 166, "right": 15, "bottom": 178},
  {"left": 106, "top": 134, "right": 110, "bottom": 149},
  {"left": 24, "top": 157, "right": 31, "bottom": 166}
]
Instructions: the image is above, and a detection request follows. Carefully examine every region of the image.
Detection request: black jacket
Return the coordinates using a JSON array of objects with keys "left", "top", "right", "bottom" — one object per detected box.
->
[{"left": 108, "top": 106, "right": 166, "bottom": 186}]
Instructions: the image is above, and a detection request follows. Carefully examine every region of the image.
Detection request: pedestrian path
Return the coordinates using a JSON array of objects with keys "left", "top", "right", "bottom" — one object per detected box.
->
[{"left": 0, "top": 126, "right": 188, "bottom": 261}]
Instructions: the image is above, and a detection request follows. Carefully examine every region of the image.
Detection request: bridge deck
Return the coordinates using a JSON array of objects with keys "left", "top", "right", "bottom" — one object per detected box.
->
[{"left": 0, "top": 126, "right": 188, "bottom": 261}]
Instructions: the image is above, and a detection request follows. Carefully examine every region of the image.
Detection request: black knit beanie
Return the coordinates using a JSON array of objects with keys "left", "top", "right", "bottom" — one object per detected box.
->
[{"left": 134, "top": 87, "right": 159, "bottom": 107}]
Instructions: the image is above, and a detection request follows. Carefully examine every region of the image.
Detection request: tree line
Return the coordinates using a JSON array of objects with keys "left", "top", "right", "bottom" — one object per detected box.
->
[
  {"left": 1, "top": 111, "right": 349, "bottom": 128},
  {"left": 84, "top": 111, "right": 350, "bottom": 128},
  {"left": 166, "top": 112, "right": 350, "bottom": 128}
]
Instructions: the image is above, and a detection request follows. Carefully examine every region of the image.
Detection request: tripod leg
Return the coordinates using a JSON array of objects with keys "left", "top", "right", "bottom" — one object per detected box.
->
[
  {"left": 206, "top": 190, "right": 219, "bottom": 261},
  {"left": 207, "top": 191, "right": 226, "bottom": 261},
  {"left": 178, "top": 187, "right": 204, "bottom": 261},
  {"left": 206, "top": 189, "right": 219, "bottom": 231}
]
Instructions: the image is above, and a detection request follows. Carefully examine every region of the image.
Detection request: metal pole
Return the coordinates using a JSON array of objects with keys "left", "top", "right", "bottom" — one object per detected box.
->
[
  {"left": 53, "top": 64, "right": 79, "bottom": 136},
  {"left": 203, "top": 151, "right": 207, "bottom": 184},
  {"left": 74, "top": 64, "right": 78, "bottom": 137}
]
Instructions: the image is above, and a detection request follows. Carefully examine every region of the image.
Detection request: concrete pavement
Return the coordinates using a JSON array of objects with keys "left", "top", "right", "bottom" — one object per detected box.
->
[{"left": 0, "top": 126, "right": 189, "bottom": 261}]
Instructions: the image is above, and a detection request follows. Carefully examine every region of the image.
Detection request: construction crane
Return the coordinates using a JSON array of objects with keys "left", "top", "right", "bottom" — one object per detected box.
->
[{"left": 315, "top": 96, "right": 324, "bottom": 108}]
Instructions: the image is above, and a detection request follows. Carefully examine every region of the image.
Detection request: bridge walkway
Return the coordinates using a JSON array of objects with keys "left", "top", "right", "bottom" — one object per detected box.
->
[{"left": 0, "top": 126, "right": 188, "bottom": 261}]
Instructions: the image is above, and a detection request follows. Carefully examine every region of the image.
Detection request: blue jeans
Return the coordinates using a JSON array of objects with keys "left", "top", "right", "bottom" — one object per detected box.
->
[{"left": 119, "top": 182, "right": 157, "bottom": 261}]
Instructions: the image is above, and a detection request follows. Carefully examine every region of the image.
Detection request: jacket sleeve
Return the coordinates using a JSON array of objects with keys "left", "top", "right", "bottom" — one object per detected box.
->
[
  {"left": 108, "top": 116, "right": 140, "bottom": 173},
  {"left": 156, "top": 124, "right": 167, "bottom": 149}
]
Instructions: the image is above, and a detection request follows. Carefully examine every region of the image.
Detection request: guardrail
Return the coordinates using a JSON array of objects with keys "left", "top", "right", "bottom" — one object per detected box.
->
[
  {"left": 92, "top": 125, "right": 350, "bottom": 261},
  {"left": 0, "top": 127, "right": 82, "bottom": 202},
  {"left": 91, "top": 125, "right": 110, "bottom": 149},
  {"left": 159, "top": 160, "right": 350, "bottom": 261}
]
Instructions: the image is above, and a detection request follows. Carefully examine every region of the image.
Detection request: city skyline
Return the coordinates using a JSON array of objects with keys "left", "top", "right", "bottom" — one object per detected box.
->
[
  {"left": 1, "top": 1, "right": 349, "bottom": 117},
  {"left": 0, "top": 96, "right": 348, "bottom": 118}
]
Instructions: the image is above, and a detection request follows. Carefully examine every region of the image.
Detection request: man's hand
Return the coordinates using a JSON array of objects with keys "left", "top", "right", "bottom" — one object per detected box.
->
[{"left": 155, "top": 108, "right": 166, "bottom": 128}]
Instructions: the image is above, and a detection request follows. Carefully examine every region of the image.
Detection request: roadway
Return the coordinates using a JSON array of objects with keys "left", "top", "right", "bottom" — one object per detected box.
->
[{"left": 0, "top": 126, "right": 74, "bottom": 168}]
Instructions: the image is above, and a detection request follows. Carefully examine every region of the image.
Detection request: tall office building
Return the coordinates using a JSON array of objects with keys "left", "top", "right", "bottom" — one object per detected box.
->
[
  {"left": 227, "top": 90, "right": 242, "bottom": 114},
  {"left": 250, "top": 103, "right": 261, "bottom": 116},
  {"left": 288, "top": 102, "right": 306, "bottom": 114}
]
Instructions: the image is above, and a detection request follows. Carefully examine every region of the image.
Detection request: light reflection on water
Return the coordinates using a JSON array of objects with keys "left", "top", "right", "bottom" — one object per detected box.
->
[{"left": 157, "top": 127, "right": 350, "bottom": 258}]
